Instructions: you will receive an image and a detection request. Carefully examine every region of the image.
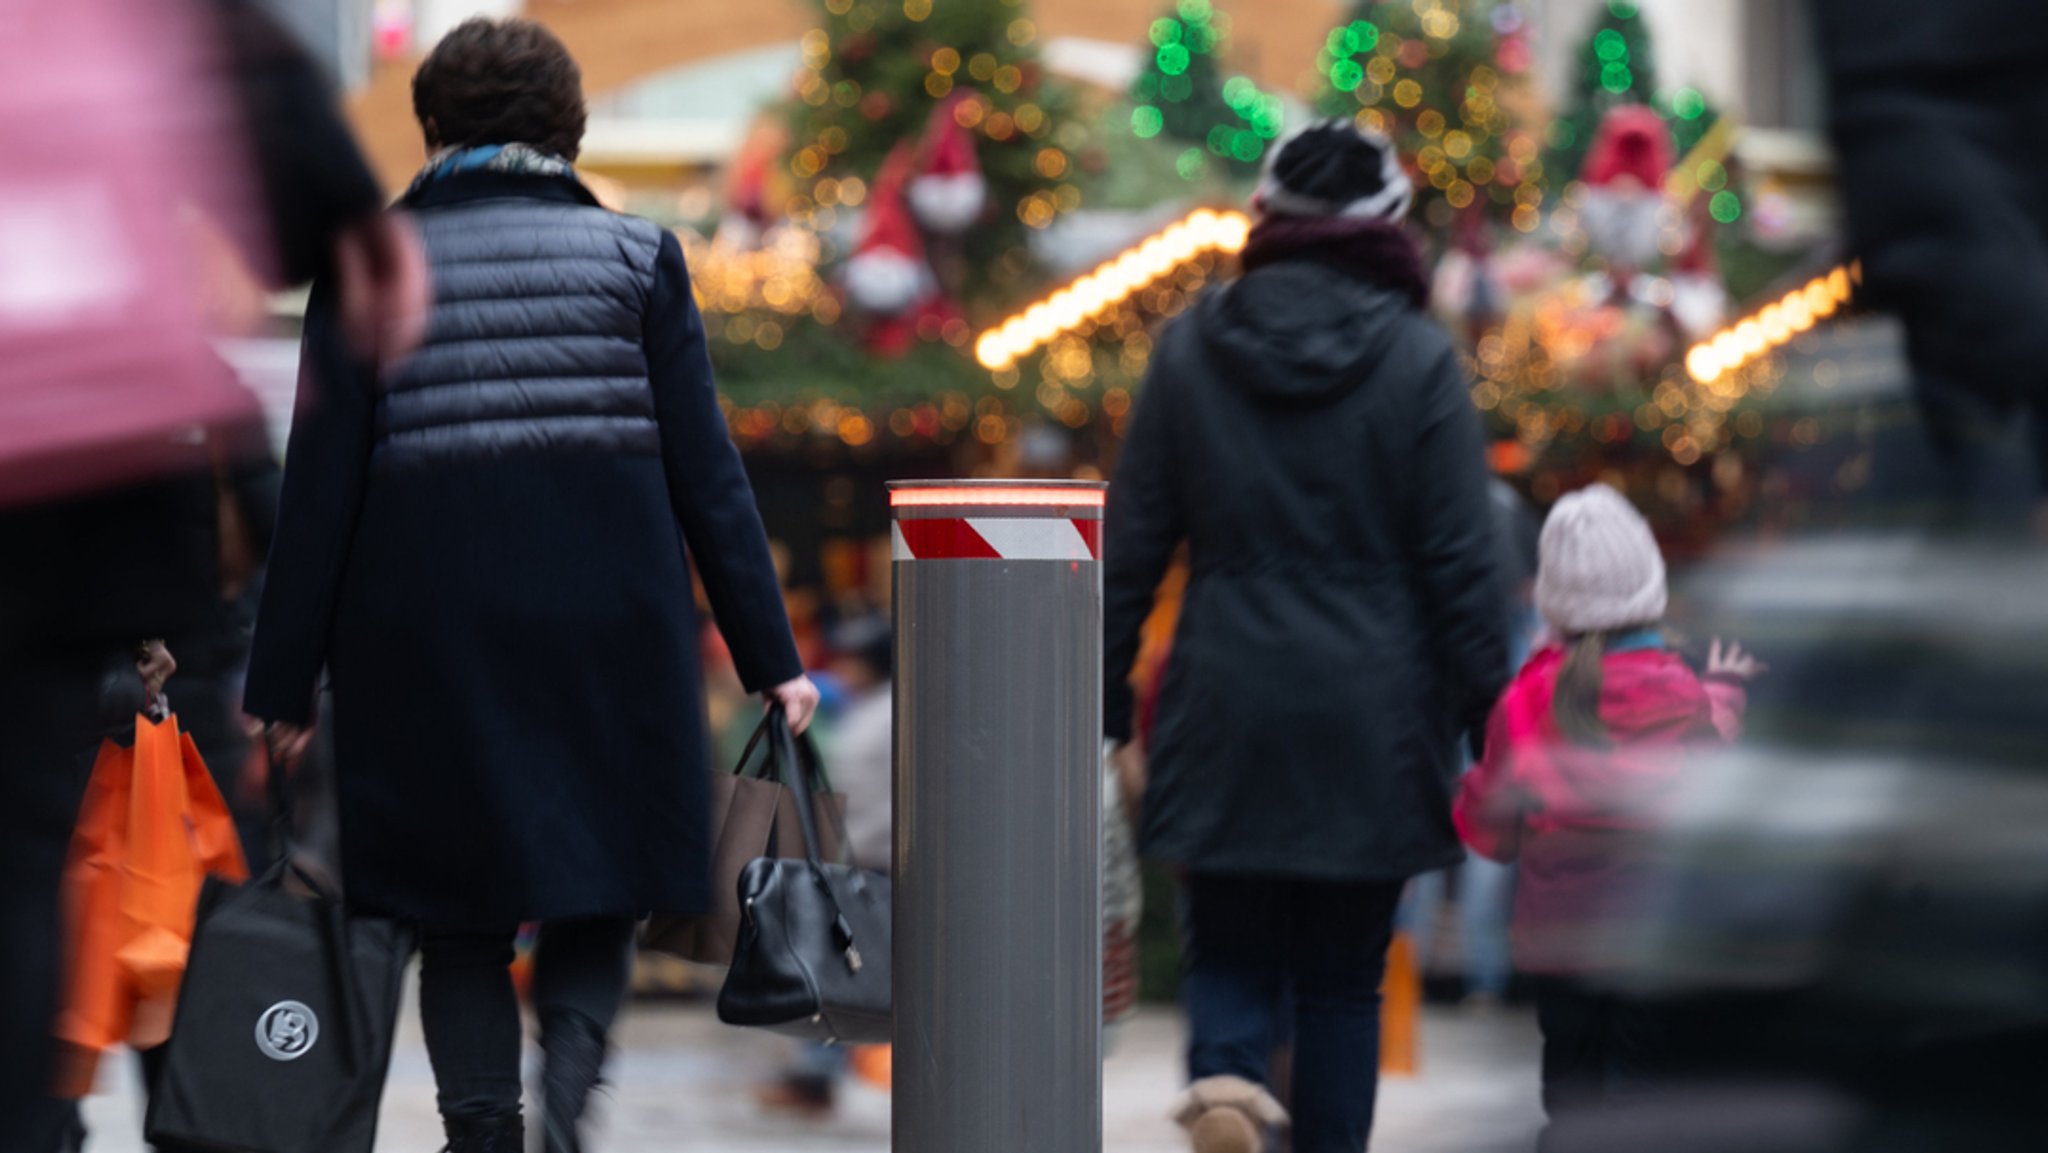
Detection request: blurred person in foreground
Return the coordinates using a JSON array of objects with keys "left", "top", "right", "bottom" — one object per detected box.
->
[
  {"left": 1103, "top": 120, "right": 1508, "bottom": 1153},
  {"left": 1815, "top": 0, "right": 2048, "bottom": 522},
  {"left": 241, "top": 19, "right": 817, "bottom": 1153},
  {"left": 757, "top": 613, "right": 893, "bottom": 1116},
  {"left": 1455, "top": 485, "right": 1763, "bottom": 1148},
  {"left": 0, "top": 0, "right": 423, "bottom": 1144}
]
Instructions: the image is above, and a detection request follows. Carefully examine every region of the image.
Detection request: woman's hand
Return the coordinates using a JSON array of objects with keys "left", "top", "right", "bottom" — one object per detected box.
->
[
  {"left": 261, "top": 721, "right": 315, "bottom": 766},
  {"left": 1707, "top": 637, "right": 1768, "bottom": 681},
  {"left": 768, "top": 675, "right": 822, "bottom": 736},
  {"left": 136, "top": 640, "right": 176, "bottom": 701}
]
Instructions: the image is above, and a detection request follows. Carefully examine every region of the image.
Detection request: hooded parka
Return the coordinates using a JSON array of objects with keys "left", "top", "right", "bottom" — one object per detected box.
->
[{"left": 1104, "top": 256, "right": 1507, "bottom": 881}]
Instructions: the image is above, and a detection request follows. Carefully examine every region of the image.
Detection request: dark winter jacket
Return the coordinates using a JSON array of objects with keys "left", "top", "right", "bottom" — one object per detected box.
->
[
  {"left": 245, "top": 170, "right": 801, "bottom": 926},
  {"left": 1103, "top": 256, "right": 1507, "bottom": 882},
  {"left": 1815, "top": 0, "right": 2048, "bottom": 492}
]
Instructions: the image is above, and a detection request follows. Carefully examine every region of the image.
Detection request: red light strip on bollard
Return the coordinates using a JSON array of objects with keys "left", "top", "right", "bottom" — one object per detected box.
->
[
  {"left": 889, "top": 486, "right": 1106, "bottom": 509},
  {"left": 893, "top": 517, "right": 1102, "bottom": 561}
]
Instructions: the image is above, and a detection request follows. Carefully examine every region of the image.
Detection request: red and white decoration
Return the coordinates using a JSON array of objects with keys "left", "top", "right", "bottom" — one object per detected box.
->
[
  {"left": 907, "top": 95, "right": 987, "bottom": 235},
  {"left": 892, "top": 517, "right": 1102, "bottom": 561},
  {"left": 1576, "top": 104, "right": 1676, "bottom": 278},
  {"left": 843, "top": 145, "right": 933, "bottom": 319}
]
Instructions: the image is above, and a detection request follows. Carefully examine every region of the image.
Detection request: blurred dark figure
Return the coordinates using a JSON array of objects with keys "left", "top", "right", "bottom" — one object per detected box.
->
[
  {"left": 820, "top": 613, "right": 894, "bottom": 874},
  {"left": 1815, "top": 0, "right": 2048, "bottom": 519},
  {"left": 1104, "top": 120, "right": 1507, "bottom": 1153},
  {"left": 183, "top": 395, "right": 284, "bottom": 864},
  {"left": 0, "top": 0, "right": 419, "bottom": 1144},
  {"left": 241, "top": 20, "right": 817, "bottom": 1153}
]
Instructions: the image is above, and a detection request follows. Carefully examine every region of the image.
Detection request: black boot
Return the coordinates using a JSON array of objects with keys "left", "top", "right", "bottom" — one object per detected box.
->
[
  {"left": 540, "top": 1009, "right": 610, "bottom": 1153},
  {"left": 442, "top": 1110, "right": 523, "bottom": 1153}
]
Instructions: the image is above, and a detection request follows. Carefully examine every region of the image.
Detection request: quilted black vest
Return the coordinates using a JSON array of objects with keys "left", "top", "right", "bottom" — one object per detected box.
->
[{"left": 373, "top": 198, "right": 666, "bottom": 471}]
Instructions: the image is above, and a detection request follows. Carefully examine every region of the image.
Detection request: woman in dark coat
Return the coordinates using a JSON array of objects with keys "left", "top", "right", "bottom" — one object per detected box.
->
[
  {"left": 243, "top": 19, "right": 816, "bottom": 1152},
  {"left": 1103, "top": 122, "right": 1507, "bottom": 1153}
]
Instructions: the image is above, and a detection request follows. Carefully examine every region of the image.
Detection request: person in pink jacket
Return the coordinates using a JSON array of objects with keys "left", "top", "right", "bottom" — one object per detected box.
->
[{"left": 1454, "top": 483, "right": 1764, "bottom": 1144}]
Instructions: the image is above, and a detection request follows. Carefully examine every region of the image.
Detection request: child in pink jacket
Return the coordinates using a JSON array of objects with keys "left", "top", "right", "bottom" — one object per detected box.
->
[{"left": 1455, "top": 483, "right": 1763, "bottom": 1137}]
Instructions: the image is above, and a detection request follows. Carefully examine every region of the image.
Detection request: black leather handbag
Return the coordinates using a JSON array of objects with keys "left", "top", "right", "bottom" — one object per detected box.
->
[{"left": 716, "top": 708, "right": 891, "bottom": 1044}]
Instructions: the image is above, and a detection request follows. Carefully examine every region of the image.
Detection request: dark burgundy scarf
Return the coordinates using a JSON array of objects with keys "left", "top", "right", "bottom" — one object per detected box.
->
[{"left": 1239, "top": 215, "right": 1431, "bottom": 311}]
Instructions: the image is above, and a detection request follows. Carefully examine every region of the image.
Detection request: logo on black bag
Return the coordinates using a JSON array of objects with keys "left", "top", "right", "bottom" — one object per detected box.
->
[{"left": 255, "top": 1000, "right": 319, "bottom": 1061}]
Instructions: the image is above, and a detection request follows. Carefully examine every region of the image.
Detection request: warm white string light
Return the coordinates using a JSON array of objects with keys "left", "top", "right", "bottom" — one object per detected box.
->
[{"left": 974, "top": 208, "right": 1251, "bottom": 371}]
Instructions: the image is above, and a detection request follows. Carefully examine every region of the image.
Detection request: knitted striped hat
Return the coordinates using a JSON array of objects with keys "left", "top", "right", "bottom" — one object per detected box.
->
[
  {"left": 1254, "top": 119, "right": 1414, "bottom": 223},
  {"left": 1535, "top": 484, "right": 1668, "bottom": 635}
]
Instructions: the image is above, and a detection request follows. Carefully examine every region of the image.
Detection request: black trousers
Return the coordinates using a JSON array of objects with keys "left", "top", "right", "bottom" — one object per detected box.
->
[
  {"left": 1533, "top": 976, "right": 1668, "bottom": 1148},
  {"left": 417, "top": 917, "right": 637, "bottom": 1123},
  {"left": 1180, "top": 873, "right": 1404, "bottom": 1153}
]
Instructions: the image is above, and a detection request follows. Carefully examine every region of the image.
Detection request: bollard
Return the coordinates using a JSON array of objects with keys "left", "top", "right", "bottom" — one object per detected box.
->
[{"left": 891, "top": 479, "right": 1105, "bottom": 1153}]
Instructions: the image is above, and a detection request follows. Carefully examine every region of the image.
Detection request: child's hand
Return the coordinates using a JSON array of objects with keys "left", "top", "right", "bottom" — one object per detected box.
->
[{"left": 1707, "top": 637, "right": 1768, "bottom": 681}]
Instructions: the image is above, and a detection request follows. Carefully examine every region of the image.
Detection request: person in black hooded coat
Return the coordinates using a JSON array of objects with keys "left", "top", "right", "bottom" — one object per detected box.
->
[{"left": 1103, "top": 121, "right": 1507, "bottom": 1153}]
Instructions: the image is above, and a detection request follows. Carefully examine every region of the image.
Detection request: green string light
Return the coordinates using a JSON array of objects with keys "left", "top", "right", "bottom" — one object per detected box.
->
[
  {"left": 1709, "top": 190, "right": 1742, "bottom": 223},
  {"left": 1132, "top": 104, "right": 1164, "bottom": 138}
]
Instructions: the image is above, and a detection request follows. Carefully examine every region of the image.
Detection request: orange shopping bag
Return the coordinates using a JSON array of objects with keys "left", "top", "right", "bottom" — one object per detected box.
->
[{"left": 54, "top": 712, "right": 247, "bottom": 1097}]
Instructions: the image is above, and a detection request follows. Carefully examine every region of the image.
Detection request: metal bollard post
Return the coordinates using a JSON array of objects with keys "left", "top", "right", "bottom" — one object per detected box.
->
[{"left": 891, "top": 479, "right": 1105, "bottom": 1153}]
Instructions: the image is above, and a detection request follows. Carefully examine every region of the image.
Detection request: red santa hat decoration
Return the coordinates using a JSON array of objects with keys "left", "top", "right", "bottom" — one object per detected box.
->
[
  {"left": 1576, "top": 104, "right": 1677, "bottom": 277},
  {"left": 842, "top": 144, "right": 933, "bottom": 319},
  {"left": 907, "top": 94, "right": 987, "bottom": 234}
]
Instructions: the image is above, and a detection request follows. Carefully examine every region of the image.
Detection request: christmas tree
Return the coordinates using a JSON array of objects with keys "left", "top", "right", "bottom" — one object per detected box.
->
[
  {"left": 1545, "top": 0, "right": 1659, "bottom": 186},
  {"left": 1310, "top": 0, "right": 1544, "bottom": 239},
  {"left": 1128, "top": 0, "right": 1285, "bottom": 182},
  {"left": 786, "top": 0, "right": 1076, "bottom": 303}
]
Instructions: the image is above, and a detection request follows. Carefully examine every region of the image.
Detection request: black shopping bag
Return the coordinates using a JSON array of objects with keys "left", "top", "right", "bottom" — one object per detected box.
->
[{"left": 145, "top": 858, "right": 413, "bottom": 1153}]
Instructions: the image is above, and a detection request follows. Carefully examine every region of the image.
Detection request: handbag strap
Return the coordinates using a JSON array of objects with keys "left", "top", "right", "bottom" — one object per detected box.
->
[
  {"left": 764, "top": 707, "right": 869, "bottom": 974},
  {"left": 730, "top": 713, "right": 785, "bottom": 781},
  {"left": 791, "top": 728, "right": 854, "bottom": 868}
]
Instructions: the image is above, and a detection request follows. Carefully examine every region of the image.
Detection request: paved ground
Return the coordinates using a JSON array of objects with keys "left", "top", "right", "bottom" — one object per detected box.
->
[{"left": 84, "top": 997, "right": 1543, "bottom": 1151}]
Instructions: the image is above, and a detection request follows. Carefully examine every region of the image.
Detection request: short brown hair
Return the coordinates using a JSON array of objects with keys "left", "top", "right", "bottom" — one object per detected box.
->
[{"left": 412, "top": 18, "right": 586, "bottom": 161}]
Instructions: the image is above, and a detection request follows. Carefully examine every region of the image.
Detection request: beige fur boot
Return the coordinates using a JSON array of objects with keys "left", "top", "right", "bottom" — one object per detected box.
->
[{"left": 1171, "top": 1075, "right": 1289, "bottom": 1153}]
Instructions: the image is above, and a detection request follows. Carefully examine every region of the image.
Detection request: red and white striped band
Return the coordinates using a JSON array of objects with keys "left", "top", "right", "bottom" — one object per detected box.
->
[{"left": 892, "top": 517, "right": 1102, "bottom": 561}]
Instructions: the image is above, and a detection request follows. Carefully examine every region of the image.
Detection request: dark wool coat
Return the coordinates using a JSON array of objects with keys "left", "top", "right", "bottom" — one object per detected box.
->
[
  {"left": 245, "top": 171, "right": 801, "bottom": 926},
  {"left": 1104, "top": 258, "right": 1508, "bottom": 882}
]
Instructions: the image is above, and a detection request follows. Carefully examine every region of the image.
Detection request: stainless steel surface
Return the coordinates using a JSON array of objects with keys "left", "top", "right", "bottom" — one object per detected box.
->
[{"left": 893, "top": 484, "right": 1105, "bottom": 1153}]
